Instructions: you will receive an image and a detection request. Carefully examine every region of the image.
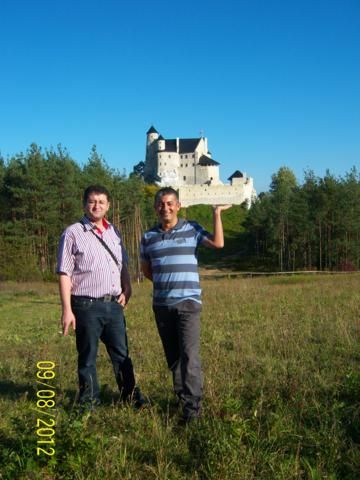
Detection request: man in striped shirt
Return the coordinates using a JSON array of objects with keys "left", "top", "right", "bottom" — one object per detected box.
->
[
  {"left": 57, "top": 185, "right": 146, "bottom": 409},
  {"left": 140, "top": 187, "right": 230, "bottom": 423}
]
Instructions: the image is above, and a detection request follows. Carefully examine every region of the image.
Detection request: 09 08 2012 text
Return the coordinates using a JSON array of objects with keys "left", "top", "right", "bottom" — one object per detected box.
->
[{"left": 35, "top": 361, "right": 56, "bottom": 457}]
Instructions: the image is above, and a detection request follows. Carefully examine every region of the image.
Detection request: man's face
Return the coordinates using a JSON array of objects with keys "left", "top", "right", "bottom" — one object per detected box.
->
[
  {"left": 155, "top": 193, "right": 180, "bottom": 226},
  {"left": 84, "top": 193, "right": 110, "bottom": 223}
]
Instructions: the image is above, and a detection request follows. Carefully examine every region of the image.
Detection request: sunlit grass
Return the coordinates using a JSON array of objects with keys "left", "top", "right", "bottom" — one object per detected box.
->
[{"left": 0, "top": 275, "right": 359, "bottom": 479}]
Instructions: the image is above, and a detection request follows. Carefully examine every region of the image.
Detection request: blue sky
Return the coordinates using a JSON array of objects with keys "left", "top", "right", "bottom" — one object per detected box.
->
[{"left": 0, "top": 0, "right": 359, "bottom": 193}]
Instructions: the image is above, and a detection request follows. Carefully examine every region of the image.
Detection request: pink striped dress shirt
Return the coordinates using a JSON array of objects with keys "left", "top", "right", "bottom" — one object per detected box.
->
[{"left": 57, "top": 216, "right": 126, "bottom": 298}]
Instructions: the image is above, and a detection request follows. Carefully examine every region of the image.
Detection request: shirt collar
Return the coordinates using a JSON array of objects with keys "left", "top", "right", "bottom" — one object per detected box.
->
[
  {"left": 81, "top": 216, "right": 110, "bottom": 233},
  {"left": 157, "top": 218, "right": 185, "bottom": 233}
]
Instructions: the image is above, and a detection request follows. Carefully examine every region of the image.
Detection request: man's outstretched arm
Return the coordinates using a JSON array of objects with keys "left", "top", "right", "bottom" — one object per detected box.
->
[{"left": 202, "top": 205, "right": 232, "bottom": 249}]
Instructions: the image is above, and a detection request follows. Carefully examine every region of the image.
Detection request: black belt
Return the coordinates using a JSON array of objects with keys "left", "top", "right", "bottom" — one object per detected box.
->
[{"left": 71, "top": 295, "right": 120, "bottom": 303}]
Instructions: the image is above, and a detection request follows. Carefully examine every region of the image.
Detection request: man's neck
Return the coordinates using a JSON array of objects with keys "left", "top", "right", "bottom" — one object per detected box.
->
[
  {"left": 87, "top": 216, "right": 108, "bottom": 232},
  {"left": 161, "top": 219, "right": 179, "bottom": 231}
]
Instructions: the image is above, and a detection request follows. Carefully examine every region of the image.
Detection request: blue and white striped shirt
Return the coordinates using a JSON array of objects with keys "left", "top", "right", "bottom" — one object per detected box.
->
[
  {"left": 57, "top": 216, "right": 126, "bottom": 298},
  {"left": 140, "top": 218, "right": 210, "bottom": 306}
]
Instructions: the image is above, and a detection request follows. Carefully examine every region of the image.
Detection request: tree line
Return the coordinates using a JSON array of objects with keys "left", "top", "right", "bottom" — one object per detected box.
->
[
  {"left": 245, "top": 166, "right": 360, "bottom": 271},
  {"left": 0, "top": 144, "right": 359, "bottom": 280},
  {"left": 0, "top": 144, "right": 157, "bottom": 281}
]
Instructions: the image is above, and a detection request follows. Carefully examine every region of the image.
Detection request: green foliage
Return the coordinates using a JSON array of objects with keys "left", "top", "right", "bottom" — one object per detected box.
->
[
  {"left": 246, "top": 166, "right": 360, "bottom": 271},
  {"left": 180, "top": 204, "right": 248, "bottom": 268},
  {"left": 0, "top": 144, "right": 359, "bottom": 277},
  {"left": 0, "top": 145, "right": 154, "bottom": 280}
]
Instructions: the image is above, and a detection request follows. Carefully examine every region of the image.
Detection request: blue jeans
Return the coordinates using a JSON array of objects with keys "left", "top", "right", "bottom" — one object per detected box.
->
[
  {"left": 153, "top": 300, "right": 203, "bottom": 419},
  {"left": 71, "top": 297, "right": 135, "bottom": 404}
]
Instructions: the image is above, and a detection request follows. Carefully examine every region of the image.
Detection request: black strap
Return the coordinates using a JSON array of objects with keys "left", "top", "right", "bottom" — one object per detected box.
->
[{"left": 80, "top": 220, "right": 120, "bottom": 266}]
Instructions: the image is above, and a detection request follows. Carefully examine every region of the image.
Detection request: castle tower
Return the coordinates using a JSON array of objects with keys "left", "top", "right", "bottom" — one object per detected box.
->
[
  {"left": 146, "top": 125, "right": 159, "bottom": 146},
  {"left": 145, "top": 126, "right": 159, "bottom": 182},
  {"left": 157, "top": 135, "right": 165, "bottom": 151}
]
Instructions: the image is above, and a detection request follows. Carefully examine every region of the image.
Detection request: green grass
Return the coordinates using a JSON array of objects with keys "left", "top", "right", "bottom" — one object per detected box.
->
[{"left": 0, "top": 275, "right": 359, "bottom": 479}]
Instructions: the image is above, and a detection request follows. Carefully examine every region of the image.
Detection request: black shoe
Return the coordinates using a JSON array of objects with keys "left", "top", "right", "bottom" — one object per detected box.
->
[
  {"left": 125, "top": 387, "right": 150, "bottom": 409},
  {"left": 178, "top": 413, "right": 200, "bottom": 426},
  {"left": 179, "top": 404, "right": 201, "bottom": 426}
]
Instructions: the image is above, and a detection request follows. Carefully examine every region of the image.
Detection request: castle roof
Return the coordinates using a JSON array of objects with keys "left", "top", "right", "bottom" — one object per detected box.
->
[
  {"left": 198, "top": 155, "right": 220, "bottom": 166},
  {"left": 158, "top": 135, "right": 164, "bottom": 140},
  {"left": 228, "top": 170, "right": 244, "bottom": 180},
  {"left": 160, "top": 138, "right": 201, "bottom": 153},
  {"left": 147, "top": 125, "right": 158, "bottom": 134}
]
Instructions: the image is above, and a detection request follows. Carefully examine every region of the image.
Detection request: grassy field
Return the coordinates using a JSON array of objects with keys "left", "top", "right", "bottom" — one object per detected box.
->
[{"left": 0, "top": 275, "right": 359, "bottom": 479}]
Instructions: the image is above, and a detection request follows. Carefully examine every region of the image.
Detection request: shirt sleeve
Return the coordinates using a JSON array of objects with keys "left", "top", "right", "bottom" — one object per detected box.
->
[
  {"left": 140, "top": 236, "right": 150, "bottom": 261},
  {"left": 56, "top": 230, "right": 75, "bottom": 276},
  {"left": 191, "top": 222, "right": 211, "bottom": 245}
]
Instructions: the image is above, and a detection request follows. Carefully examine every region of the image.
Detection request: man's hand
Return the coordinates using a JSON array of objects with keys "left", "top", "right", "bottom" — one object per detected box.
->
[
  {"left": 212, "top": 204, "right": 232, "bottom": 212},
  {"left": 202, "top": 205, "right": 232, "bottom": 249},
  {"left": 62, "top": 310, "right": 76, "bottom": 336},
  {"left": 118, "top": 293, "right": 127, "bottom": 307}
]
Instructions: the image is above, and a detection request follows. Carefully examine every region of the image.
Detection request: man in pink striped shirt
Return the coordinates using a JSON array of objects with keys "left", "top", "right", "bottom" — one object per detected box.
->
[{"left": 57, "top": 185, "right": 147, "bottom": 409}]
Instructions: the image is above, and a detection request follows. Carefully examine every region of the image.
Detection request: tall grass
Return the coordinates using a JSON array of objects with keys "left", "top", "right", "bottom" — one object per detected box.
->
[{"left": 0, "top": 275, "right": 359, "bottom": 479}]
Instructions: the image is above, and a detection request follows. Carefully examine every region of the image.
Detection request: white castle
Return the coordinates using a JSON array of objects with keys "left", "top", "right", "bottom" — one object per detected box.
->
[{"left": 144, "top": 126, "right": 256, "bottom": 207}]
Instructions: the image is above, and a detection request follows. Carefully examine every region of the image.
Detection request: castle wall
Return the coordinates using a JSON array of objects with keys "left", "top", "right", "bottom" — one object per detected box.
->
[
  {"left": 157, "top": 151, "right": 180, "bottom": 185},
  {"left": 196, "top": 165, "right": 222, "bottom": 185},
  {"left": 178, "top": 183, "right": 254, "bottom": 208}
]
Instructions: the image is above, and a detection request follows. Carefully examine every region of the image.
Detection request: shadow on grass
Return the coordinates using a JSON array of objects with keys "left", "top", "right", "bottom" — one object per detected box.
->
[
  {"left": 146, "top": 391, "right": 181, "bottom": 415},
  {"left": 0, "top": 380, "right": 36, "bottom": 399}
]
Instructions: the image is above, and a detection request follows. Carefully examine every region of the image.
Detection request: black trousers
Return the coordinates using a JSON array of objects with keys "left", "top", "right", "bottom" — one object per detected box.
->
[{"left": 153, "top": 299, "right": 203, "bottom": 418}]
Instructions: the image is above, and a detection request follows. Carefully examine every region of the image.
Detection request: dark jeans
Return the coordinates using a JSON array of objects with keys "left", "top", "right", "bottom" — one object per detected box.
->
[
  {"left": 71, "top": 297, "right": 136, "bottom": 405},
  {"left": 153, "top": 300, "right": 203, "bottom": 418}
]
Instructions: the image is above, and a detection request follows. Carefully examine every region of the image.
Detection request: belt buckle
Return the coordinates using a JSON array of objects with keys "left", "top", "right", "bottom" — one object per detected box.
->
[{"left": 103, "top": 294, "right": 112, "bottom": 303}]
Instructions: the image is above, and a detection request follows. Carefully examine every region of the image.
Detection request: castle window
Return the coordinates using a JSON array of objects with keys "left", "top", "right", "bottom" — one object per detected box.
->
[
  {"left": 185, "top": 164, "right": 188, "bottom": 167},
  {"left": 180, "top": 164, "right": 183, "bottom": 168},
  {"left": 185, "top": 155, "right": 188, "bottom": 158},
  {"left": 192, "top": 163, "right": 195, "bottom": 166},
  {"left": 180, "top": 155, "right": 183, "bottom": 159},
  {"left": 183, "top": 176, "right": 186, "bottom": 181},
  {"left": 192, "top": 154, "right": 195, "bottom": 158},
  {"left": 164, "top": 162, "right": 167, "bottom": 166},
  {"left": 168, "top": 155, "right": 171, "bottom": 158}
]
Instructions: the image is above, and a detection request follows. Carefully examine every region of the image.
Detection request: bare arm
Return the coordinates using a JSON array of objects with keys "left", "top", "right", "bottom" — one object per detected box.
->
[
  {"left": 119, "top": 263, "right": 132, "bottom": 306},
  {"left": 202, "top": 205, "right": 232, "bottom": 249},
  {"left": 59, "top": 273, "right": 76, "bottom": 336},
  {"left": 141, "top": 260, "right": 153, "bottom": 282}
]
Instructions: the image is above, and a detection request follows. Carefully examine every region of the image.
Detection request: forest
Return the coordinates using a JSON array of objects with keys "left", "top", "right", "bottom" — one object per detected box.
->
[{"left": 0, "top": 143, "right": 359, "bottom": 280}]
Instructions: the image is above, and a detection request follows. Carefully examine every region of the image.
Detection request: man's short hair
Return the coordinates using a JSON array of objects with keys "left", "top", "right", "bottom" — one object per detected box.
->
[
  {"left": 83, "top": 185, "right": 110, "bottom": 205},
  {"left": 154, "top": 187, "right": 179, "bottom": 206}
]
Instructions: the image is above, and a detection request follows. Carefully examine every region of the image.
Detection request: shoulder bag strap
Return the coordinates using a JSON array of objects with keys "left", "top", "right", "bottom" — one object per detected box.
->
[{"left": 80, "top": 220, "right": 120, "bottom": 266}]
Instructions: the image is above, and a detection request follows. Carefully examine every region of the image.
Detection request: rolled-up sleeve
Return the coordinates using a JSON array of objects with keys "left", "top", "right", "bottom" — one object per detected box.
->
[{"left": 56, "top": 231, "right": 75, "bottom": 276}]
